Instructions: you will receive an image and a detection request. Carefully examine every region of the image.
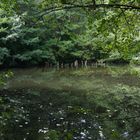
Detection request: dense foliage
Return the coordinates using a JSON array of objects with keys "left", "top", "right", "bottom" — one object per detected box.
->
[{"left": 0, "top": 0, "right": 140, "bottom": 67}]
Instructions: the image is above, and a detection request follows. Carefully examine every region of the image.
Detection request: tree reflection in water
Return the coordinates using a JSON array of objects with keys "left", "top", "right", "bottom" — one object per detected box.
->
[{"left": 0, "top": 67, "right": 140, "bottom": 140}]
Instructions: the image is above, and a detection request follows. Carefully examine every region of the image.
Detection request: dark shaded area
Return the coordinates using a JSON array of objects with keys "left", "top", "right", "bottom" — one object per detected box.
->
[{"left": 0, "top": 86, "right": 140, "bottom": 140}]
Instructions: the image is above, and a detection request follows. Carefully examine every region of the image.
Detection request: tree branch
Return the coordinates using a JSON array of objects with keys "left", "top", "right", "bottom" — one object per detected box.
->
[{"left": 37, "top": 3, "right": 140, "bottom": 17}]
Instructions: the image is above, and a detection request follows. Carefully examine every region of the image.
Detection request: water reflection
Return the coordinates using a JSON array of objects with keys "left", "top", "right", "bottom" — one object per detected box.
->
[{"left": 0, "top": 66, "right": 140, "bottom": 140}]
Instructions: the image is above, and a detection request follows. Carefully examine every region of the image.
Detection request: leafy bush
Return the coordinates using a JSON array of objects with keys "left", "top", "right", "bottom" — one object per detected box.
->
[
  {"left": 131, "top": 53, "right": 140, "bottom": 65},
  {"left": 0, "top": 48, "right": 10, "bottom": 64}
]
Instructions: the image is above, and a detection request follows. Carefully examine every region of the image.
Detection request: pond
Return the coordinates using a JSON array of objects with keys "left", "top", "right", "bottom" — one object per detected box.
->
[{"left": 0, "top": 65, "right": 140, "bottom": 140}]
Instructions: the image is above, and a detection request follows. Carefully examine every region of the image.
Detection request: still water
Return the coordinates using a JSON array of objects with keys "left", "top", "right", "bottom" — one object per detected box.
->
[{"left": 0, "top": 66, "right": 140, "bottom": 140}]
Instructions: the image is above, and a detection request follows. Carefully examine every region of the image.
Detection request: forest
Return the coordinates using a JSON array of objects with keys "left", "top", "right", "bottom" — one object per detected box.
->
[
  {"left": 0, "top": 0, "right": 139, "bottom": 67},
  {"left": 0, "top": 0, "right": 140, "bottom": 140}
]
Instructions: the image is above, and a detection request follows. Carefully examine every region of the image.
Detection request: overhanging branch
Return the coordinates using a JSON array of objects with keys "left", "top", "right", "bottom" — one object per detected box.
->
[{"left": 37, "top": 3, "right": 140, "bottom": 17}]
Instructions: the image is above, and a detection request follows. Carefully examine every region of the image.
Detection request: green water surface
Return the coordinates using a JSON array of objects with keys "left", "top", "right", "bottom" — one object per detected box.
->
[{"left": 0, "top": 65, "right": 140, "bottom": 140}]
